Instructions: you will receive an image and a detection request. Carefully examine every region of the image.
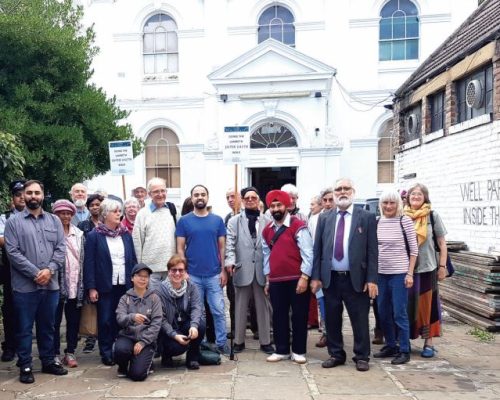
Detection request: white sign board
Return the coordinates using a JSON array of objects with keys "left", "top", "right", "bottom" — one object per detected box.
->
[
  {"left": 223, "top": 126, "right": 250, "bottom": 164},
  {"left": 108, "top": 140, "right": 134, "bottom": 176}
]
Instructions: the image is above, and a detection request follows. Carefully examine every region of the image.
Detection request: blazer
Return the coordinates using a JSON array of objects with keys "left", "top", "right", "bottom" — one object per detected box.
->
[
  {"left": 312, "top": 206, "right": 378, "bottom": 292},
  {"left": 83, "top": 230, "right": 137, "bottom": 293},
  {"left": 225, "top": 212, "right": 267, "bottom": 287}
]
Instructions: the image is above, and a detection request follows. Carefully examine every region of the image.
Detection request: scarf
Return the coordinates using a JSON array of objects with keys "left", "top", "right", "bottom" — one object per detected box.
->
[
  {"left": 245, "top": 208, "right": 260, "bottom": 238},
  {"left": 164, "top": 278, "right": 188, "bottom": 298},
  {"left": 121, "top": 217, "right": 134, "bottom": 234},
  {"left": 404, "top": 203, "right": 431, "bottom": 246},
  {"left": 95, "top": 222, "right": 128, "bottom": 238}
]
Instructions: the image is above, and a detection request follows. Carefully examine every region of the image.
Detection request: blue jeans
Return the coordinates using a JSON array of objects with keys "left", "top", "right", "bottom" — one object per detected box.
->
[
  {"left": 13, "top": 289, "right": 59, "bottom": 368},
  {"left": 189, "top": 274, "right": 226, "bottom": 348},
  {"left": 96, "top": 285, "right": 126, "bottom": 360},
  {"left": 377, "top": 273, "right": 410, "bottom": 353}
]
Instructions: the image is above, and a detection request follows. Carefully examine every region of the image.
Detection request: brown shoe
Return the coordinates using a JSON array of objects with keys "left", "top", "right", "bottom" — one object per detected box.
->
[
  {"left": 372, "top": 329, "right": 384, "bottom": 345},
  {"left": 355, "top": 360, "right": 370, "bottom": 372},
  {"left": 315, "top": 335, "right": 327, "bottom": 348}
]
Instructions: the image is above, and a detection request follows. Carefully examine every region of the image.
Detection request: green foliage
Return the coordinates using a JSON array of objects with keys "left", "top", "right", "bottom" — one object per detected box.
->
[
  {"left": 467, "top": 327, "right": 496, "bottom": 343},
  {"left": 0, "top": 131, "right": 25, "bottom": 210},
  {"left": 0, "top": 0, "right": 143, "bottom": 200}
]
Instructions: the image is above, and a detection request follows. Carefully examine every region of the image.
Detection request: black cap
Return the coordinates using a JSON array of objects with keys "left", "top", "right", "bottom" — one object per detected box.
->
[
  {"left": 131, "top": 263, "right": 153, "bottom": 276},
  {"left": 240, "top": 186, "right": 260, "bottom": 199},
  {"left": 9, "top": 180, "right": 26, "bottom": 195}
]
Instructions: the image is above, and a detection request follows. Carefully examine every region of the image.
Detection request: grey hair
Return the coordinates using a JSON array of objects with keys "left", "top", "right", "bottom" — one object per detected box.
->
[
  {"left": 320, "top": 187, "right": 333, "bottom": 197},
  {"left": 334, "top": 177, "right": 355, "bottom": 191},
  {"left": 147, "top": 177, "right": 166, "bottom": 192},
  {"left": 311, "top": 195, "right": 322, "bottom": 205},
  {"left": 123, "top": 197, "right": 140, "bottom": 209},
  {"left": 281, "top": 183, "right": 298, "bottom": 196},
  {"left": 99, "top": 199, "right": 123, "bottom": 222},
  {"left": 379, "top": 188, "right": 404, "bottom": 217},
  {"left": 68, "top": 182, "right": 87, "bottom": 195}
]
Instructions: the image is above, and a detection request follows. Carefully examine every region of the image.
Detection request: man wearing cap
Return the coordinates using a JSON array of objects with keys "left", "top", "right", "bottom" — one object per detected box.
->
[
  {"left": 4, "top": 180, "right": 68, "bottom": 383},
  {"left": 311, "top": 178, "right": 378, "bottom": 372},
  {"left": 225, "top": 187, "right": 274, "bottom": 354},
  {"left": 0, "top": 180, "right": 26, "bottom": 362},
  {"left": 132, "top": 186, "right": 148, "bottom": 209},
  {"left": 69, "top": 183, "right": 90, "bottom": 225},
  {"left": 262, "top": 190, "right": 313, "bottom": 364}
]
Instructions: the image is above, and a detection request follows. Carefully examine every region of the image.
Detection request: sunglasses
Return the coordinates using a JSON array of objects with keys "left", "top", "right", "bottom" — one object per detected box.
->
[
  {"left": 169, "top": 268, "right": 186, "bottom": 275},
  {"left": 243, "top": 196, "right": 258, "bottom": 201}
]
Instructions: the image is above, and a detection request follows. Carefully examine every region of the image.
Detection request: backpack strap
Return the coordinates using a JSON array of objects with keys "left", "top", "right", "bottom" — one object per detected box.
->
[
  {"left": 166, "top": 202, "right": 177, "bottom": 225},
  {"left": 400, "top": 216, "right": 410, "bottom": 259},
  {"left": 429, "top": 211, "right": 440, "bottom": 250},
  {"left": 268, "top": 225, "right": 287, "bottom": 250}
]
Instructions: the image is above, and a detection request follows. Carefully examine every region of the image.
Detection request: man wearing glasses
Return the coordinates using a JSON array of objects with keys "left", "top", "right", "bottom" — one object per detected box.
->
[
  {"left": 311, "top": 178, "right": 378, "bottom": 372},
  {"left": 225, "top": 187, "right": 274, "bottom": 355}
]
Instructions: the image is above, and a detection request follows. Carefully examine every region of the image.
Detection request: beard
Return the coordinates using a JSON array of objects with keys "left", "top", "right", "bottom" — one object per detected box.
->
[
  {"left": 271, "top": 211, "right": 284, "bottom": 221},
  {"left": 26, "top": 199, "right": 42, "bottom": 210},
  {"left": 74, "top": 199, "right": 86, "bottom": 208},
  {"left": 335, "top": 196, "right": 353, "bottom": 209},
  {"left": 194, "top": 200, "right": 206, "bottom": 210}
]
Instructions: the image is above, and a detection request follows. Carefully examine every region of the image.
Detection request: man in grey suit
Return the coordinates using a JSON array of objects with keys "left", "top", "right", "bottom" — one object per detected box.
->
[
  {"left": 225, "top": 187, "right": 274, "bottom": 354},
  {"left": 311, "top": 178, "right": 378, "bottom": 372}
]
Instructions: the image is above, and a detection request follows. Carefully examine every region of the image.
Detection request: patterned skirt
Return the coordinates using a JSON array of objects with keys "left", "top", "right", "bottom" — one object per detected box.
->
[{"left": 408, "top": 269, "right": 442, "bottom": 339}]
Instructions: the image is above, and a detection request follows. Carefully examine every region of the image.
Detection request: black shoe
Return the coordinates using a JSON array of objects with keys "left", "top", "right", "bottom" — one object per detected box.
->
[
  {"left": 391, "top": 352, "right": 410, "bottom": 365},
  {"left": 260, "top": 344, "right": 275, "bottom": 354},
  {"left": 1, "top": 348, "right": 15, "bottom": 362},
  {"left": 83, "top": 338, "right": 96, "bottom": 353},
  {"left": 373, "top": 345, "right": 399, "bottom": 358},
  {"left": 186, "top": 360, "right": 200, "bottom": 370},
  {"left": 355, "top": 360, "right": 370, "bottom": 372},
  {"left": 217, "top": 344, "right": 231, "bottom": 357},
  {"left": 252, "top": 332, "right": 259, "bottom": 340},
  {"left": 161, "top": 356, "right": 174, "bottom": 368},
  {"left": 233, "top": 343, "right": 245, "bottom": 353},
  {"left": 19, "top": 367, "right": 35, "bottom": 384},
  {"left": 227, "top": 331, "right": 234, "bottom": 339},
  {"left": 101, "top": 357, "right": 115, "bottom": 366},
  {"left": 321, "top": 357, "right": 345, "bottom": 368},
  {"left": 117, "top": 364, "right": 128, "bottom": 378},
  {"left": 42, "top": 362, "right": 68, "bottom": 375}
]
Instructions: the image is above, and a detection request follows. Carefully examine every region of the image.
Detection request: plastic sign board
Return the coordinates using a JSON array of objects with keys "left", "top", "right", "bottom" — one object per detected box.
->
[
  {"left": 223, "top": 126, "right": 250, "bottom": 164},
  {"left": 109, "top": 140, "right": 134, "bottom": 176}
]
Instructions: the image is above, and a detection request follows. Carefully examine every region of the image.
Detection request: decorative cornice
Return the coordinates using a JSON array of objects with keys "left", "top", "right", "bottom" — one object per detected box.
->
[
  {"left": 113, "top": 33, "right": 141, "bottom": 42},
  {"left": 227, "top": 25, "right": 257, "bottom": 36},
  {"left": 350, "top": 138, "right": 379, "bottom": 148},
  {"left": 203, "top": 150, "right": 223, "bottom": 160},
  {"left": 420, "top": 13, "right": 451, "bottom": 24},
  {"left": 117, "top": 97, "right": 205, "bottom": 110},
  {"left": 348, "top": 18, "right": 378, "bottom": 29},
  {"left": 299, "top": 147, "right": 342, "bottom": 157},
  {"left": 295, "top": 21, "right": 326, "bottom": 31},
  {"left": 177, "top": 29, "right": 205, "bottom": 38}
]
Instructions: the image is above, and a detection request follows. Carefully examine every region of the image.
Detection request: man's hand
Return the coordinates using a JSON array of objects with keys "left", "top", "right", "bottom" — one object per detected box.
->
[
  {"left": 220, "top": 268, "right": 228, "bottom": 287},
  {"left": 226, "top": 265, "right": 234, "bottom": 277},
  {"left": 34, "top": 269, "right": 51, "bottom": 286},
  {"left": 89, "top": 289, "right": 99, "bottom": 303},
  {"left": 310, "top": 279, "right": 322, "bottom": 294},
  {"left": 363, "top": 282, "right": 378, "bottom": 299},
  {"left": 296, "top": 276, "right": 308, "bottom": 294},
  {"left": 174, "top": 334, "right": 190, "bottom": 346},
  {"left": 133, "top": 342, "right": 144, "bottom": 356},
  {"left": 188, "top": 327, "right": 199, "bottom": 340},
  {"left": 134, "top": 313, "right": 149, "bottom": 325}
]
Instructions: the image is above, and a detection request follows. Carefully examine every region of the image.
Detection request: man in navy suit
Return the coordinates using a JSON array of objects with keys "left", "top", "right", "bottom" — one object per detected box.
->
[{"left": 310, "top": 178, "right": 378, "bottom": 372}]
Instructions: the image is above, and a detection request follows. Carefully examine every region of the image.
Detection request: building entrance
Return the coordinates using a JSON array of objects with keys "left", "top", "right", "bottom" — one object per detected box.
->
[{"left": 251, "top": 167, "right": 297, "bottom": 206}]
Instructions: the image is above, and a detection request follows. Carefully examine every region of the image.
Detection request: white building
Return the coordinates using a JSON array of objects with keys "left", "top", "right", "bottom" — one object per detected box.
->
[{"left": 78, "top": 0, "right": 477, "bottom": 214}]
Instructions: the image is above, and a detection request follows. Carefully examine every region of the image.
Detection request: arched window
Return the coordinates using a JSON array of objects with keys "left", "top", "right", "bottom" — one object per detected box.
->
[
  {"left": 379, "top": 0, "right": 419, "bottom": 61},
  {"left": 257, "top": 5, "right": 295, "bottom": 46},
  {"left": 378, "top": 119, "right": 394, "bottom": 183},
  {"left": 145, "top": 127, "right": 180, "bottom": 188},
  {"left": 143, "top": 13, "right": 178, "bottom": 74},
  {"left": 250, "top": 122, "right": 297, "bottom": 149}
]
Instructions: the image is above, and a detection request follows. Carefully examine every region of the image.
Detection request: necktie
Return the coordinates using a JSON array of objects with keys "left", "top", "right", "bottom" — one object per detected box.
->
[{"left": 334, "top": 211, "right": 347, "bottom": 261}]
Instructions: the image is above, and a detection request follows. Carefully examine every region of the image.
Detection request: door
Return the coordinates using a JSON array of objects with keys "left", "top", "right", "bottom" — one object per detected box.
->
[{"left": 251, "top": 167, "right": 297, "bottom": 207}]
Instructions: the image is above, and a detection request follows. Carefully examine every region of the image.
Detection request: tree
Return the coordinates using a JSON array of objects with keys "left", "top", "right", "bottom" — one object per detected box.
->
[
  {"left": 0, "top": 0, "right": 142, "bottom": 201},
  {"left": 0, "top": 131, "right": 25, "bottom": 210}
]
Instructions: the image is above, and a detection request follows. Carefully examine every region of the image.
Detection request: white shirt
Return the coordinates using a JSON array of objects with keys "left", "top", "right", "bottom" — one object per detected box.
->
[
  {"left": 106, "top": 236, "right": 126, "bottom": 285},
  {"left": 331, "top": 205, "right": 354, "bottom": 271}
]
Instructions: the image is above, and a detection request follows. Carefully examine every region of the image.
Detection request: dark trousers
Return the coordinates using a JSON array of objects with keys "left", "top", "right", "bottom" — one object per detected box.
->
[
  {"left": 269, "top": 279, "right": 309, "bottom": 355},
  {"left": 324, "top": 272, "right": 371, "bottom": 362},
  {"left": 96, "top": 285, "right": 126, "bottom": 359},
  {"left": 1, "top": 277, "right": 16, "bottom": 353},
  {"left": 161, "top": 320, "right": 206, "bottom": 363},
  {"left": 114, "top": 336, "right": 155, "bottom": 381},
  {"left": 13, "top": 289, "right": 59, "bottom": 368},
  {"left": 54, "top": 298, "right": 81, "bottom": 355}
]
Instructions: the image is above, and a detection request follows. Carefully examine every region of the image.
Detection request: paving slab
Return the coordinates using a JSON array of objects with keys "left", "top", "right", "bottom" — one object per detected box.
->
[
  {"left": 234, "top": 375, "right": 310, "bottom": 400},
  {"left": 168, "top": 374, "right": 233, "bottom": 398}
]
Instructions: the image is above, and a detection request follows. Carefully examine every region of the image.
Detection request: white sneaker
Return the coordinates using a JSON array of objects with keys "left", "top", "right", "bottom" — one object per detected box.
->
[
  {"left": 291, "top": 353, "right": 307, "bottom": 364},
  {"left": 266, "top": 353, "right": 291, "bottom": 362},
  {"left": 54, "top": 356, "right": 62, "bottom": 365}
]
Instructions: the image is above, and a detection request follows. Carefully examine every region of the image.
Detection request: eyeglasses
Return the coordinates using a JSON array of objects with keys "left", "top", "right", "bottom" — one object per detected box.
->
[
  {"left": 322, "top": 197, "right": 334, "bottom": 202},
  {"left": 334, "top": 186, "right": 352, "bottom": 193},
  {"left": 243, "top": 196, "right": 258, "bottom": 201},
  {"left": 150, "top": 189, "right": 166, "bottom": 195},
  {"left": 169, "top": 268, "right": 186, "bottom": 275}
]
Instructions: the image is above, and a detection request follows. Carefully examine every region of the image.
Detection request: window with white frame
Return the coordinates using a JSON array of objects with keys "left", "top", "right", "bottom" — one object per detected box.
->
[
  {"left": 379, "top": 0, "right": 419, "bottom": 61},
  {"left": 143, "top": 13, "right": 178, "bottom": 74},
  {"left": 145, "top": 128, "right": 180, "bottom": 188},
  {"left": 457, "top": 64, "right": 493, "bottom": 123},
  {"left": 378, "top": 119, "right": 394, "bottom": 183},
  {"left": 257, "top": 5, "right": 295, "bottom": 46},
  {"left": 250, "top": 122, "right": 297, "bottom": 149}
]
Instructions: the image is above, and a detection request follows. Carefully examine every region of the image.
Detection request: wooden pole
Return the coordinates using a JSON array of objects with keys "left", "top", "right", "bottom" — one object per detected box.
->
[
  {"left": 233, "top": 164, "right": 239, "bottom": 214},
  {"left": 121, "top": 175, "right": 126, "bottom": 201}
]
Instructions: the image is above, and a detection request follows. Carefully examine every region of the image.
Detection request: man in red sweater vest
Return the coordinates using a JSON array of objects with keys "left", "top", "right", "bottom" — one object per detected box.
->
[{"left": 262, "top": 190, "right": 313, "bottom": 364}]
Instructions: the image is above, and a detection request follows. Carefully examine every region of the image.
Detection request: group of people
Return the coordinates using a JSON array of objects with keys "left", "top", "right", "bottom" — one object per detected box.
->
[{"left": 0, "top": 176, "right": 448, "bottom": 384}]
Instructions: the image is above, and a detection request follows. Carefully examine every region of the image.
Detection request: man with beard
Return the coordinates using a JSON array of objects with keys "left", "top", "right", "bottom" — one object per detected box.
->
[
  {"left": 176, "top": 185, "right": 229, "bottom": 355},
  {"left": 4, "top": 180, "right": 68, "bottom": 383},
  {"left": 0, "top": 180, "right": 26, "bottom": 362},
  {"left": 262, "top": 190, "right": 313, "bottom": 364},
  {"left": 225, "top": 187, "right": 274, "bottom": 354},
  {"left": 311, "top": 178, "right": 378, "bottom": 372},
  {"left": 69, "top": 183, "right": 89, "bottom": 225}
]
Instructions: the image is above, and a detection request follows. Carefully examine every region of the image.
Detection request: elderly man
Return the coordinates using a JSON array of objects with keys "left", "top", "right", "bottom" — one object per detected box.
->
[
  {"left": 132, "top": 186, "right": 148, "bottom": 208},
  {"left": 4, "top": 180, "right": 68, "bottom": 383},
  {"left": 133, "top": 177, "right": 176, "bottom": 288},
  {"left": 321, "top": 187, "right": 335, "bottom": 211},
  {"left": 69, "top": 183, "right": 89, "bottom": 225},
  {"left": 311, "top": 178, "right": 378, "bottom": 372},
  {"left": 281, "top": 183, "right": 307, "bottom": 222},
  {"left": 226, "top": 187, "right": 274, "bottom": 354},
  {"left": 0, "top": 180, "right": 26, "bottom": 362},
  {"left": 263, "top": 190, "right": 313, "bottom": 364}
]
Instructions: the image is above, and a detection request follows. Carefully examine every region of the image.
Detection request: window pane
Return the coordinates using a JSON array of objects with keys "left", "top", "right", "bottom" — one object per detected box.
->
[
  {"left": 156, "top": 54, "right": 168, "bottom": 73},
  {"left": 406, "top": 39, "right": 418, "bottom": 59},
  {"left": 380, "top": 0, "right": 397, "bottom": 18},
  {"left": 283, "top": 24, "right": 295, "bottom": 45},
  {"left": 167, "top": 54, "right": 178, "bottom": 73},
  {"left": 144, "top": 55, "right": 155, "bottom": 74},
  {"left": 155, "top": 30, "right": 167, "bottom": 52},
  {"left": 379, "top": 41, "right": 391, "bottom": 61},
  {"left": 270, "top": 23, "right": 283, "bottom": 41},
  {"left": 378, "top": 161, "right": 393, "bottom": 183},
  {"left": 393, "top": 17, "right": 405, "bottom": 39},
  {"left": 145, "top": 146, "right": 156, "bottom": 167},
  {"left": 164, "top": 18, "right": 177, "bottom": 31},
  {"left": 378, "top": 137, "right": 392, "bottom": 159},
  {"left": 393, "top": 40, "right": 405, "bottom": 60},
  {"left": 380, "top": 18, "right": 391, "bottom": 39},
  {"left": 407, "top": 16, "right": 419, "bottom": 37},
  {"left": 258, "top": 7, "right": 275, "bottom": 25},
  {"left": 258, "top": 27, "right": 268, "bottom": 43},
  {"left": 144, "top": 33, "right": 154, "bottom": 53},
  {"left": 276, "top": 6, "right": 293, "bottom": 22},
  {"left": 400, "top": 0, "right": 418, "bottom": 15},
  {"left": 167, "top": 31, "right": 178, "bottom": 52}
]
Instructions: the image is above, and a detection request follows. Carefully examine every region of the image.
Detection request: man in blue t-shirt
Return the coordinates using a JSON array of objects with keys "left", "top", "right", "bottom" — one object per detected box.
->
[{"left": 176, "top": 184, "right": 229, "bottom": 355}]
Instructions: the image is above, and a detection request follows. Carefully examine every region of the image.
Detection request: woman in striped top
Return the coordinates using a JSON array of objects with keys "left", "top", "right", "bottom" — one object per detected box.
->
[{"left": 373, "top": 189, "right": 418, "bottom": 365}]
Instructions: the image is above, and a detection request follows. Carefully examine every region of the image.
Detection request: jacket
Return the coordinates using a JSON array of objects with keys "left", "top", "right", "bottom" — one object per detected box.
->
[{"left": 59, "top": 225, "right": 85, "bottom": 307}]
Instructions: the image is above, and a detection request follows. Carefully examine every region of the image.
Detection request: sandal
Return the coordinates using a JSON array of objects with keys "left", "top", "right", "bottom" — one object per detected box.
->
[{"left": 421, "top": 345, "right": 436, "bottom": 358}]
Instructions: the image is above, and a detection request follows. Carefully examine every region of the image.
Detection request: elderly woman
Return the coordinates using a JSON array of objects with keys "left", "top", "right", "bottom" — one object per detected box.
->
[
  {"left": 157, "top": 254, "right": 205, "bottom": 370},
  {"left": 404, "top": 183, "right": 447, "bottom": 358},
  {"left": 83, "top": 199, "right": 137, "bottom": 366},
  {"left": 121, "top": 197, "right": 140, "bottom": 234},
  {"left": 114, "top": 264, "right": 162, "bottom": 381},
  {"left": 52, "top": 200, "right": 85, "bottom": 368},
  {"left": 373, "top": 189, "right": 418, "bottom": 365},
  {"left": 77, "top": 194, "right": 104, "bottom": 238}
]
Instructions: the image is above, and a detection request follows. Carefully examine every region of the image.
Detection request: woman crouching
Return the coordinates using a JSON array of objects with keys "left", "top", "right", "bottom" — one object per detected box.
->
[{"left": 114, "top": 264, "right": 162, "bottom": 381}]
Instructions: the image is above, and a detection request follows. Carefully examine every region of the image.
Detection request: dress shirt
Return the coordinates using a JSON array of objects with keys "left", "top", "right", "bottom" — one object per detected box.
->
[
  {"left": 331, "top": 205, "right": 354, "bottom": 271},
  {"left": 107, "top": 236, "right": 126, "bottom": 285}
]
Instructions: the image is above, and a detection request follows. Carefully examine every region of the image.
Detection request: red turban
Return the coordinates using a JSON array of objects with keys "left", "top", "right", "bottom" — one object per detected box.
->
[{"left": 265, "top": 190, "right": 291, "bottom": 208}]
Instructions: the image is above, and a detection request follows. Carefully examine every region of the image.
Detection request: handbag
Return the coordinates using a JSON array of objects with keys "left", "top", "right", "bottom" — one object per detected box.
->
[
  {"left": 79, "top": 302, "right": 98, "bottom": 336},
  {"left": 429, "top": 211, "right": 454, "bottom": 277}
]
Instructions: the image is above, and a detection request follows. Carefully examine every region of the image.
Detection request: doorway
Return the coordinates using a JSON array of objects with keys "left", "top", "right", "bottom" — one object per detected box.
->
[{"left": 251, "top": 167, "right": 297, "bottom": 205}]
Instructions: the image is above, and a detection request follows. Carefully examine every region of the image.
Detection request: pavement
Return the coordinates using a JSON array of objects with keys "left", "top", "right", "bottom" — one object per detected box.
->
[{"left": 0, "top": 313, "right": 499, "bottom": 400}]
